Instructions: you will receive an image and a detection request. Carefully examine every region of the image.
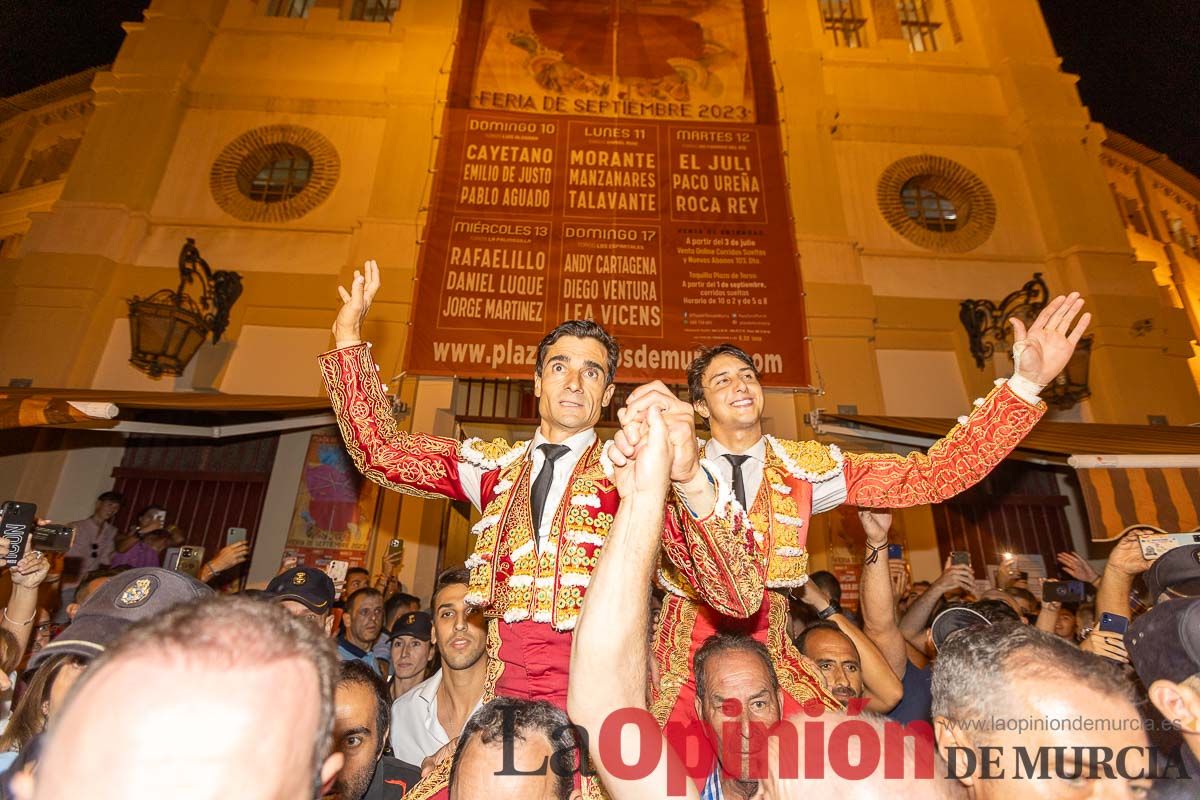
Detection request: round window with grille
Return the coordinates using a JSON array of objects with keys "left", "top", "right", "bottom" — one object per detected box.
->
[
  {"left": 878, "top": 155, "right": 996, "bottom": 252},
  {"left": 211, "top": 126, "right": 338, "bottom": 222}
]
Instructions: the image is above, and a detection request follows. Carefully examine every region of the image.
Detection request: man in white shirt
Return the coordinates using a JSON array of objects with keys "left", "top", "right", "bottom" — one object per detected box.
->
[
  {"left": 390, "top": 568, "right": 487, "bottom": 767},
  {"left": 63, "top": 491, "right": 122, "bottom": 586}
]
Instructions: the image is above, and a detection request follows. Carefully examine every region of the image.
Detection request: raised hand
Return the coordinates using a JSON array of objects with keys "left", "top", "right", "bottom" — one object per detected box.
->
[
  {"left": 333, "top": 259, "right": 381, "bottom": 347},
  {"left": 1057, "top": 551, "right": 1100, "bottom": 584},
  {"left": 206, "top": 541, "right": 250, "bottom": 573},
  {"left": 1105, "top": 533, "right": 1151, "bottom": 577},
  {"left": 9, "top": 551, "right": 49, "bottom": 589},
  {"left": 858, "top": 509, "right": 893, "bottom": 547},
  {"left": 1009, "top": 291, "right": 1092, "bottom": 386},
  {"left": 619, "top": 381, "right": 701, "bottom": 484},
  {"left": 932, "top": 559, "right": 976, "bottom": 598},
  {"left": 608, "top": 405, "right": 672, "bottom": 502},
  {"left": 1080, "top": 630, "right": 1129, "bottom": 664}
]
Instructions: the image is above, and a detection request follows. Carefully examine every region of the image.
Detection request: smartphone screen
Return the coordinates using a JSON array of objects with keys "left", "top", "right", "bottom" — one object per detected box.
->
[
  {"left": 950, "top": 551, "right": 970, "bottom": 566},
  {"left": 226, "top": 527, "right": 247, "bottom": 547},
  {"left": 1042, "top": 580, "right": 1085, "bottom": 604},
  {"left": 887, "top": 544, "right": 904, "bottom": 560}
]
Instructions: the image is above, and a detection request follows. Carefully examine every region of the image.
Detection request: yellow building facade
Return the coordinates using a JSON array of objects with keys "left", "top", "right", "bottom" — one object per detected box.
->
[{"left": 0, "top": 0, "right": 1197, "bottom": 599}]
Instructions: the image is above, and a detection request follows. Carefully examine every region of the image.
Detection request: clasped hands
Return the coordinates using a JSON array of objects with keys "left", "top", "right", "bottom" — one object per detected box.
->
[{"left": 605, "top": 385, "right": 689, "bottom": 502}]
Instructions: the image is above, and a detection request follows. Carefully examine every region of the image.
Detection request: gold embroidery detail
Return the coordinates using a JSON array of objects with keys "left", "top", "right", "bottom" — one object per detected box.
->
[
  {"left": 843, "top": 383, "right": 1045, "bottom": 508},
  {"left": 318, "top": 345, "right": 456, "bottom": 500},
  {"left": 462, "top": 437, "right": 527, "bottom": 470},
  {"left": 483, "top": 618, "right": 504, "bottom": 703},
  {"left": 766, "top": 592, "right": 840, "bottom": 710},
  {"left": 400, "top": 752, "right": 453, "bottom": 799},
  {"left": 766, "top": 435, "right": 843, "bottom": 482},
  {"left": 761, "top": 462, "right": 810, "bottom": 588},
  {"left": 466, "top": 439, "right": 615, "bottom": 631},
  {"left": 650, "top": 595, "right": 698, "bottom": 726}
]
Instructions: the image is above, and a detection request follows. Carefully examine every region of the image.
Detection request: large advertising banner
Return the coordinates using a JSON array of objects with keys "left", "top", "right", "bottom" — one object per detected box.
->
[{"left": 407, "top": 0, "right": 810, "bottom": 387}]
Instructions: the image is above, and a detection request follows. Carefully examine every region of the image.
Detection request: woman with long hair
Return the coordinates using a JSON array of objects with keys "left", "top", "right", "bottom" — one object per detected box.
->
[{"left": 0, "top": 653, "right": 89, "bottom": 770}]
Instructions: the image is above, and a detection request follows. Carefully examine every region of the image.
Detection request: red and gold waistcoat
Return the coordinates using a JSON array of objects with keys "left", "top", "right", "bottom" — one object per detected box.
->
[
  {"left": 319, "top": 342, "right": 739, "bottom": 631},
  {"left": 656, "top": 379, "right": 1047, "bottom": 617}
]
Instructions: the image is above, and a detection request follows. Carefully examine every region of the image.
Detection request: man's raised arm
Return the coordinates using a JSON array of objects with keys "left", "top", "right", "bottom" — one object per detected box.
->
[
  {"left": 569, "top": 406, "right": 699, "bottom": 800},
  {"left": 843, "top": 293, "right": 1090, "bottom": 508},
  {"left": 319, "top": 260, "right": 478, "bottom": 504}
]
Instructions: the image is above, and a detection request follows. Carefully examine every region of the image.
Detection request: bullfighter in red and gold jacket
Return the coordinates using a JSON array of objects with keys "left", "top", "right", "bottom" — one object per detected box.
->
[
  {"left": 320, "top": 262, "right": 828, "bottom": 798},
  {"left": 641, "top": 293, "right": 1091, "bottom": 785}
]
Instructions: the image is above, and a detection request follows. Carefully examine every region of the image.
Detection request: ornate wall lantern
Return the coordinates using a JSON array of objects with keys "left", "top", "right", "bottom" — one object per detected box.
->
[
  {"left": 127, "top": 239, "right": 243, "bottom": 378},
  {"left": 959, "top": 273, "right": 1049, "bottom": 369},
  {"left": 959, "top": 273, "right": 1092, "bottom": 410},
  {"left": 1042, "top": 334, "right": 1093, "bottom": 409}
]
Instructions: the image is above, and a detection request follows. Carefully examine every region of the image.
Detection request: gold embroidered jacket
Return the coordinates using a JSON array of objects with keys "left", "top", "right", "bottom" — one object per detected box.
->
[
  {"left": 319, "top": 342, "right": 745, "bottom": 630},
  {"left": 657, "top": 379, "right": 1046, "bottom": 616}
]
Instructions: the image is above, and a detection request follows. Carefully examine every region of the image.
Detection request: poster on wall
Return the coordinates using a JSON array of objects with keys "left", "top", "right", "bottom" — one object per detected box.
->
[
  {"left": 407, "top": 0, "right": 811, "bottom": 387},
  {"left": 285, "top": 428, "right": 376, "bottom": 568}
]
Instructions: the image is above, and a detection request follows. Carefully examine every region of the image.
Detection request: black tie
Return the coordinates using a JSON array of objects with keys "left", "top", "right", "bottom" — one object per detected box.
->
[
  {"left": 724, "top": 454, "right": 751, "bottom": 511},
  {"left": 531, "top": 443, "right": 571, "bottom": 536}
]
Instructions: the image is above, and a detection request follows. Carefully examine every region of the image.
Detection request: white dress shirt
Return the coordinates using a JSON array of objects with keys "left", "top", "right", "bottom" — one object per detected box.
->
[
  {"left": 457, "top": 429, "right": 595, "bottom": 550},
  {"left": 526, "top": 428, "right": 595, "bottom": 548},
  {"left": 703, "top": 435, "right": 848, "bottom": 516},
  {"left": 390, "top": 669, "right": 485, "bottom": 765},
  {"left": 704, "top": 437, "right": 767, "bottom": 509}
]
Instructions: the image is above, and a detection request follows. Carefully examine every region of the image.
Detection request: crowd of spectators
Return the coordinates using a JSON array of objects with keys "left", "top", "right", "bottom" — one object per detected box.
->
[{"left": 1, "top": 461, "right": 1198, "bottom": 799}]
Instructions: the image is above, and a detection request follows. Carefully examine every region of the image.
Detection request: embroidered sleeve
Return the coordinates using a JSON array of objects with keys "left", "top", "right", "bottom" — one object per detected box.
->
[
  {"left": 843, "top": 380, "right": 1045, "bottom": 508},
  {"left": 318, "top": 344, "right": 469, "bottom": 501},
  {"left": 659, "top": 467, "right": 766, "bottom": 618}
]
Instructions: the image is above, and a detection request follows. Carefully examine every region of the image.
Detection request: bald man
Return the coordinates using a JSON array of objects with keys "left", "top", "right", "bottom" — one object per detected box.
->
[{"left": 13, "top": 596, "right": 344, "bottom": 800}]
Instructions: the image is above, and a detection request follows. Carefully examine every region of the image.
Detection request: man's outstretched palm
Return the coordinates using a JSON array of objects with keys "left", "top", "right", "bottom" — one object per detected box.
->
[
  {"left": 1010, "top": 291, "right": 1091, "bottom": 386},
  {"left": 333, "top": 259, "right": 381, "bottom": 347}
]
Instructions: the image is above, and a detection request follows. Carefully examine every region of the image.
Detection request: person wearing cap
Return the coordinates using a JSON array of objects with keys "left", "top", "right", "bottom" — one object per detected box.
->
[
  {"left": 1145, "top": 544, "right": 1200, "bottom": 604},
  {"left": 0, "top": 567, "right": 212, "bottom": 783},
  {"left": 30, "top": 566, "right": 213, "bottom": 670},
  {"left": 1127, "top": 597, "right": 1200, "bottom": 798},
  {"left": 264, "top": 566, "right": 336, "bottom": 636},
  {"left": 388, "top": 611, "right": 434, "bottom": 701},
  {"left": 11, "top": 595, "right": 344, "bottom": 800},
  {"left": 372, "top": 592, "right": 422, "bottom": 670}
]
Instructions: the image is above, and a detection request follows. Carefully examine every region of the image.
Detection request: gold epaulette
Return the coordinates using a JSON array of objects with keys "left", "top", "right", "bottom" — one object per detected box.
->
[
  {"left": 459, "top": 437, "right": 529, "bottom": 471},
  {"left": 765, "top": 435, "right": 844, "bottom": 483}
]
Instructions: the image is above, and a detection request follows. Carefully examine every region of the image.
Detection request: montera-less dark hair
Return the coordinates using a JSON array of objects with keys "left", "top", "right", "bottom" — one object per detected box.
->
[
  {"left": 535, "top": 320, "right": 620, "bottom": 386},
  {"left": 686, "top": 343, "right": 758, "bottom": 403}
]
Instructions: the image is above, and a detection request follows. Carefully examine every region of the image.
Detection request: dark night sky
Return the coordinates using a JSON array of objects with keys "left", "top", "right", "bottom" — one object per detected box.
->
[{"left": 0, "top": 1, "right": 1197, "bottom": 175}]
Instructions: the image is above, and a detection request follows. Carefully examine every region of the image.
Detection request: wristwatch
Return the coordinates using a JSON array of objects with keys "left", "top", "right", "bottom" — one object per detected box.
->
[{"left": 817, "top": 603, "right": 841, "bottom": 621}]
